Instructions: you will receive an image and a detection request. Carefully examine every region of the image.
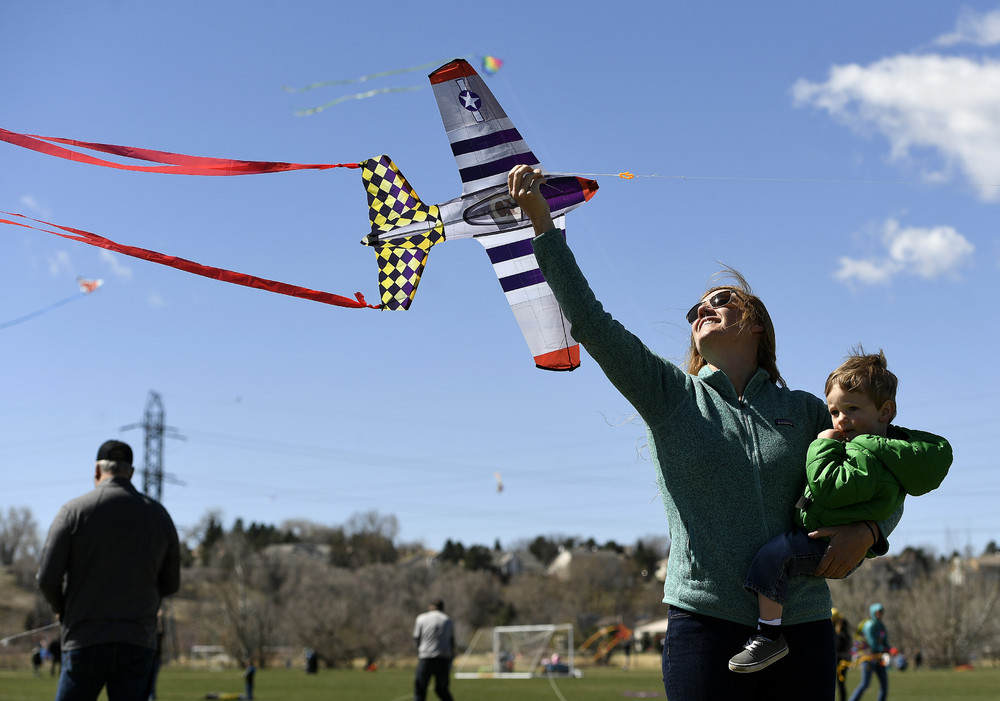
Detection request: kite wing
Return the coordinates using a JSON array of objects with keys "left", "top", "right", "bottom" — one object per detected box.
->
[
  {"left": 77, "top": 277, "right": 103, "bottom": 294},
  {"left": 360, "top": 156, "right": 444, "bottom": 310},
  {"left": 430, "top": 59, "right": 590, "bottom": 370},
  {"left": 429, "top": 59, "right": 538, "bottom": 197}
]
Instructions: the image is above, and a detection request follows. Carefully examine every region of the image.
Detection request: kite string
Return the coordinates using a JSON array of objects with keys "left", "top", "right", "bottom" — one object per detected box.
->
[
  {"left": 545, "top": 170, "right": 1000, "bottom": 188},
  {"left": 0, "top": 290, "right": 89, "bottom": 331},
  {"left": 281, "top": 56, "right": 471, "bottom": 93},
  {"left": 295, "top": 86, "right": 426, "bottom": 117},
  {"left": 0, "top": 622, "right": 59, "bottom": 645}
]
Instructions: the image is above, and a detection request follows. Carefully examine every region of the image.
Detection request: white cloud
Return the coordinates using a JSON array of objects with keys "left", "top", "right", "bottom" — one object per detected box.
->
[
  {"left": 99, "top": 249, "right": 133, "bottom": 279},
  {"left": 792, "top": 54, "right": 1000, "bottom": 201},
  {"left": 47, "top": 250, "right": 73, "bottom": 277},
  {"left": 147, "top": 292, "right": 166, "bottom": 308},
  {"left": 19, "top": 194, "right": 50, "bottom": 218},
  {"left": 834, "top": 218, "right": 974, "bottom": 286},
  {"left": 934, "top": 6, "right": 1000, "bottom": 46}
]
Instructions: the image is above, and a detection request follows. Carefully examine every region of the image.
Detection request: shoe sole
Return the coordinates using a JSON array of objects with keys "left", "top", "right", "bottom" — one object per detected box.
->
[{"left": 728, "top": 646, "right": 789, "bottom": 673}]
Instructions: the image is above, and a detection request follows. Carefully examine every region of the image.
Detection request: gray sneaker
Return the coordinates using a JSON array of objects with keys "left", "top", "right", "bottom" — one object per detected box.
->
[{"left": 728, "top": 634, "right": 789, "bottom": 673}]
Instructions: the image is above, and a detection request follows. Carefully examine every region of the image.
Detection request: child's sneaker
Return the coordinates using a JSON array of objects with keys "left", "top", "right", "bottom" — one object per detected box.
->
[{"left": 728, "top": 633, "right": 789, "bottom": 673}]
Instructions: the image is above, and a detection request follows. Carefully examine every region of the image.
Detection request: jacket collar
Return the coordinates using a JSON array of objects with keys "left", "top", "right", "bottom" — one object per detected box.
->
[{"left": 698, "top": 365, "right": 771, "bottom": 400}]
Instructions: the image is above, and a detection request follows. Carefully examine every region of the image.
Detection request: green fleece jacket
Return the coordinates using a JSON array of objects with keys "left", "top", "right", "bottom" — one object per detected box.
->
[
  {"left": 796, "top": 427, "right": 952, "bottom": 534},
  {"left": 532, "top": 230, "right": 899, "bottom": 626}
]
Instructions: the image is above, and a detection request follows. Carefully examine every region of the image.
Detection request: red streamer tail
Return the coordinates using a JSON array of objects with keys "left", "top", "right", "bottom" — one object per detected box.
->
[
  {"left": 0, "top": 127, "right": 360, "bottom": 175},
  {"left": 1, "top": 212, "right": 377, "bottom": 309}
]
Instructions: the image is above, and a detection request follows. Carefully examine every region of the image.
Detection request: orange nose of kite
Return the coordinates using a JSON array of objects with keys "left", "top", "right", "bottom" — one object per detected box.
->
[{"left": 577, "top": 177, "right": 599, "bottom": 202}]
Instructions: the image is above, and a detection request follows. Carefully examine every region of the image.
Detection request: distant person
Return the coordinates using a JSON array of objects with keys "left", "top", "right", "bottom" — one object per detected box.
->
[
  {"left": 32, "top": 646, "right": 43, "bottom": 676},
  {"left": 832, "top": 609, "right": 853, "bottom": 701},
  {"left": 242, "top": 658, "right": 256, "bottom": 700},
  {"left": 305, "top": 648, "right": 318, "bottom": 674},
  {"left": 37, "top": 439, "right": 181, "bottom": 701},
  {"left": 48, "top": 638, "right": 61, "bottom": 676},
  {"left": 413, "top": 599, "right": 455, "bottom": 701},
  {"left": 729, "top": 349, "right": 951, "bottom": 673},
  {"left": 850, "top": 604, "right": 891, "bottom": 701}
]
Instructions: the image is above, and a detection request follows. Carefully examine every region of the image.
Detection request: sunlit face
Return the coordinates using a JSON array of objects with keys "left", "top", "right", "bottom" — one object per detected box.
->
[
  {"left": 691, "top": 290, "right": 762, "bottom": 363},
  {"left": 690, "top": 290, "right": 741, "bottom": 336},
  {"left": 826, "top": 385, "right": 893, "bottom": 440}
]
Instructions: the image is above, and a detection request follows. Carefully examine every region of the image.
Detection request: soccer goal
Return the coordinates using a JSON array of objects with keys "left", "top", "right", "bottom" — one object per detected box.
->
[{"left": 454, "top": 624, "right": 579, "bottom": 679}]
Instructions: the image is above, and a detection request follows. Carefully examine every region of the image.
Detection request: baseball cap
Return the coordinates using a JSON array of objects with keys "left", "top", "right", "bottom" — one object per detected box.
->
[{"left": 97, "top": 440, "right": 133, "bottom": 465}]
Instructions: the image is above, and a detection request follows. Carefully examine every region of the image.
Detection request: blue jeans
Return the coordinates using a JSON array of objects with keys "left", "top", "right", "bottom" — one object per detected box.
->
[
  {"left": 414, "top": 657, "right": 453, "bottom": 701},
  {"left": 849, "top": 659, "right": 888, "bottom": 701},
  {"left": 745, "top": 528, "right": 860, "bottom": 605},
  {"left": 55, "top": 643, "right": 157, "bottom": 701},
  {"left": 663, "top": 607, "right": 836, "bottom": 700}
]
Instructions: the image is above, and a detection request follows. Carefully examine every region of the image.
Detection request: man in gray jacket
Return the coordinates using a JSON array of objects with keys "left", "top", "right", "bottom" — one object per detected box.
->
[
  {"left": 37, "top": 439, "right": 180, "bottom": 701},
  {"left": 413, "top": 599, "right": 455, "bottom": 701}
]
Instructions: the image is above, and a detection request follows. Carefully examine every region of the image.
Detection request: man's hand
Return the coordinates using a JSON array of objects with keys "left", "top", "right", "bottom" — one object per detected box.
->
[{"left": 810, "top": 521, "right": 876, "bottom": 578}]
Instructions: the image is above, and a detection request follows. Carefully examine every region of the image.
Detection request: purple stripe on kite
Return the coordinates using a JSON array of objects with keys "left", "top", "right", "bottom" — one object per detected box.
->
[
  {"left": 499, "top": 268, "right": 546, "bottom": 293},
  {"left": 541, "top": 177, "right": 588, "bottom": 210},
  {"left": 486, "top": 238, "right": 535, "bottom": 265},
  {"left": 450, "top": 128, "right": 525, "bottom": 156},
  {"left": 459, "top": 153, "right": 538, "bottom": 184}
]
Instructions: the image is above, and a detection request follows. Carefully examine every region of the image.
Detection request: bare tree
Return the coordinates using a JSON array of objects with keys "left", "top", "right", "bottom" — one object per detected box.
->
[
  {"left": 193, "top": 530, "right": 288, "bottom": 666},
  {"left": 0, "top": 506, "right": 39, "bottom": 566}
]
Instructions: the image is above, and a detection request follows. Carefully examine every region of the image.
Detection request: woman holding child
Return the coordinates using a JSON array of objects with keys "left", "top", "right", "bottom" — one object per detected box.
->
[{"left": 508, "top": 166, "right": 896, "bottom": 700}]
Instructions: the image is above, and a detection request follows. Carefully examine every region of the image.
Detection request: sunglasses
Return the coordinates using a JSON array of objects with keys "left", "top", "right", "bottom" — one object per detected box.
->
[{"left": 686, "top": 290, "right": 738, "bottom": 325}]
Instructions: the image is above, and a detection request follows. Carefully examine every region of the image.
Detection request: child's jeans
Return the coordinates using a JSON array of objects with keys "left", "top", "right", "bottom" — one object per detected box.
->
[{"left": 744, "top": 528, "right": 861, "bottom": 605}]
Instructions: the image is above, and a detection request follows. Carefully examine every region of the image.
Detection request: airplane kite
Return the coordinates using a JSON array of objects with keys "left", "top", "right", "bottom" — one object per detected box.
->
[
  {"left": 0, "top": 58, "right": 597, "bottom": 369},
  {"left": 359, "top": 59, "right": 598, "bottom": 370}
]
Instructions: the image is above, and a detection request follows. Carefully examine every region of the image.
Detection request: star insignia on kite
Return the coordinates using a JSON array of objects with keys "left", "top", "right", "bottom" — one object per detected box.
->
[{"left": 459, "top": 90, "right": 481, "bottom": 112}]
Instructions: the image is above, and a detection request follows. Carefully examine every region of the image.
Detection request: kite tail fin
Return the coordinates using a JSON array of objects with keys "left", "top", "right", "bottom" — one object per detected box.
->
[{"left": 360, "top": 155, "right": 444, "bottom": 310}]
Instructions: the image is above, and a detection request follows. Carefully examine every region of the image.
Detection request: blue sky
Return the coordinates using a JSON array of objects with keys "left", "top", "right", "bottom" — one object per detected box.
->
[{"left": 2, "top": 2, "right": 997, "bottom": 558}]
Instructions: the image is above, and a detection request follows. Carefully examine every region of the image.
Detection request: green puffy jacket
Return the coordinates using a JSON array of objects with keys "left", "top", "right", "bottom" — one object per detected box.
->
[{"left": 795, "top": 427, "right": 952, "bottom": 538}]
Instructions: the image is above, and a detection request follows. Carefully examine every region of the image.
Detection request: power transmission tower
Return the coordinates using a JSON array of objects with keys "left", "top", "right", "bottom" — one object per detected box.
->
[
  {"left": 121, "top": 390, "right": 184, "bottom": 502},
  {"left": 120, "top": 390, "right": 185, "bottom": 667}
]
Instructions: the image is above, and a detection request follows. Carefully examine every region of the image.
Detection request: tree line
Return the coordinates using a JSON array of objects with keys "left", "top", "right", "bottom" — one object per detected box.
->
[{"left": 3, "top": 505, "right": 999, "bottom": 670}]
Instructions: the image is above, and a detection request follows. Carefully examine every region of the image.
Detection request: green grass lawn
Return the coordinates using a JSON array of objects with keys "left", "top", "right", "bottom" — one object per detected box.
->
[{"left": 3, "top": 663, "right": 999, "bottom": 700}]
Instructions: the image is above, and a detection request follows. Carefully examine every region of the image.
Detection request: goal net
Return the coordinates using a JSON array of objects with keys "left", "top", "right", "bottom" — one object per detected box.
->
[{"left": 454, "top": 624, "right": 579, "bottom": 679}]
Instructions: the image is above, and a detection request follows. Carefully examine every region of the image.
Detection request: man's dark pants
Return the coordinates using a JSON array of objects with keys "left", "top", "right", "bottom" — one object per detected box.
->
[
  {"left": 55, "top": 642, "right": 157, "bottom": 701},
  {"left": 414, "top": 656, "right": 454, "bottom": 701}
]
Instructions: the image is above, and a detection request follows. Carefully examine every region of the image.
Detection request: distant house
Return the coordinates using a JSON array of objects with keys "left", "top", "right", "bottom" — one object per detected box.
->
[
  {"left": 492, "top": 549, "right": 545, "bottom": 580},
  {"left": 546, "top": 547, "right": 625, "bottom": 581},
  {"left": 262, "top": 542, "right": 331, "bottom": 563}
]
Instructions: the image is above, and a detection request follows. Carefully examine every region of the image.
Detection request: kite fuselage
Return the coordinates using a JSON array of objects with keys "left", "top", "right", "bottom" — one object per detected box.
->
[{"left": 361, "top": 175, "right": 597, "bottom": 247}]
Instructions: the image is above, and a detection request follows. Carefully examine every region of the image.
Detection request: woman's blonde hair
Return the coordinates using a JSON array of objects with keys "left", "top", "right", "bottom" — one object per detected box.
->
[{"left": 684, "top": 266, "right": 785, "bottom": 387}]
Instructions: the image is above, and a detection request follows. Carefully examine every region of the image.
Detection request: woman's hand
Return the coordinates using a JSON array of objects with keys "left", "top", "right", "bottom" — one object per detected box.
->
[
  {"left": 810, "top": 521, "right": 877, "bottom": 578},
  {"left": 817, "top": 429, "right": 844, "bottom": 441},
  {"left": 508, "top": 165, "right": 555, "bottom": 235}
]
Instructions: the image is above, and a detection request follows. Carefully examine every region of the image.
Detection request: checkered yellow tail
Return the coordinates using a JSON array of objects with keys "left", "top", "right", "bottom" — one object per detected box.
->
[{"left": 361, "top": 155, "right": 444, "bottom": 310}]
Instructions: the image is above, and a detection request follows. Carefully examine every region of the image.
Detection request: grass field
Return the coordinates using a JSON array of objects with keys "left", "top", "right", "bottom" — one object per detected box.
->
[{"left": 3, "top": 663, "right": 999, "bottom": 700}]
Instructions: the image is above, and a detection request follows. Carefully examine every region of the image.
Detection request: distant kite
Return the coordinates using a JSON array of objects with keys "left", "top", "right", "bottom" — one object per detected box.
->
[
  {"left": 286, "top": 55, "right": 504, "bottom": 115},
  {"left": 494, "top": 471, "right": 504, "bottom": 494},
  {"left": 0, "top": 277, "right": 103, "bottom": 330}
]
